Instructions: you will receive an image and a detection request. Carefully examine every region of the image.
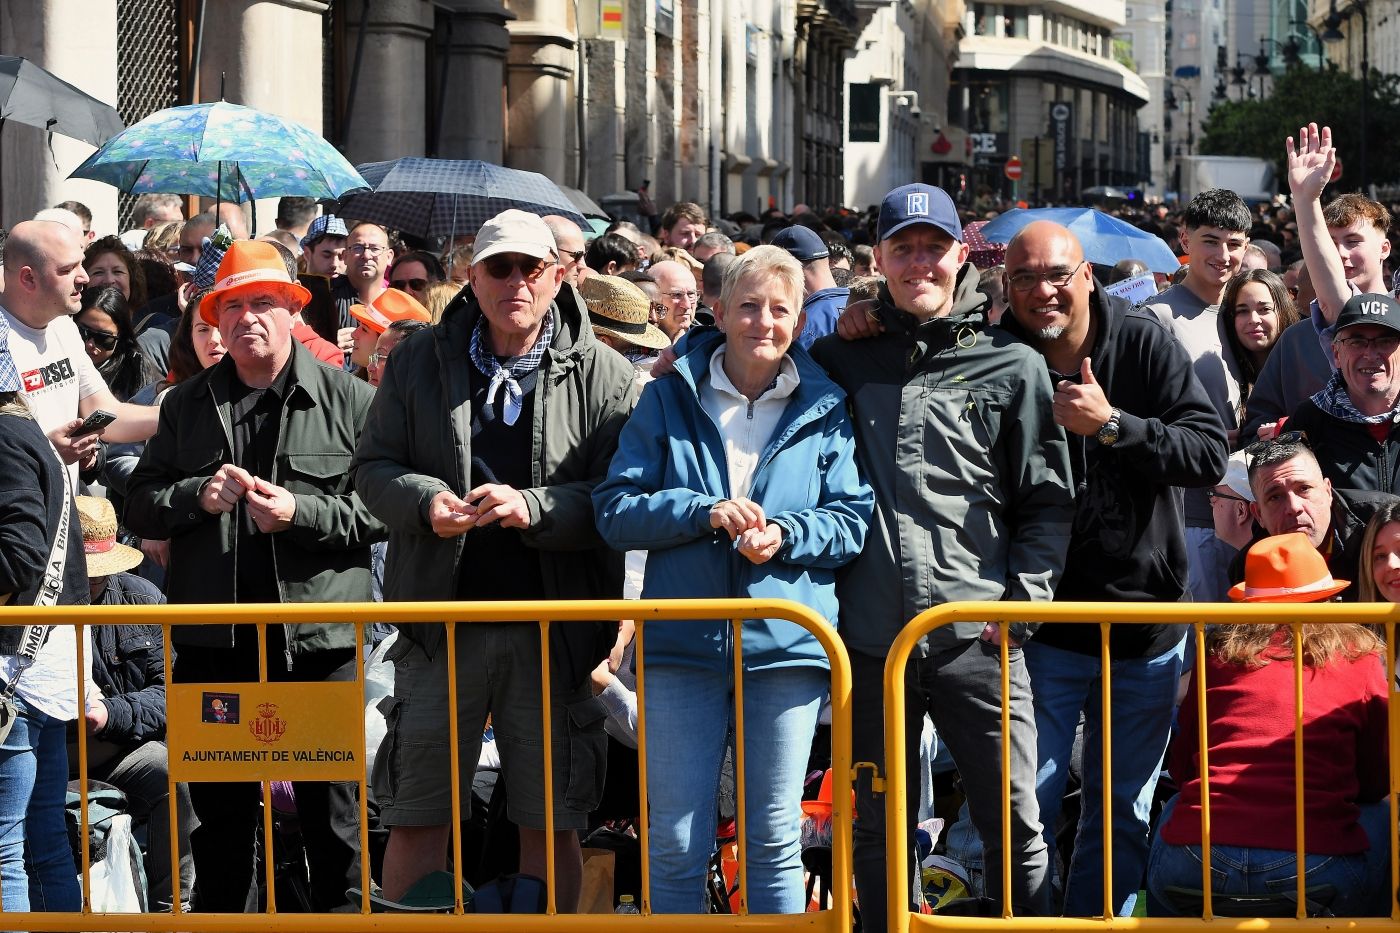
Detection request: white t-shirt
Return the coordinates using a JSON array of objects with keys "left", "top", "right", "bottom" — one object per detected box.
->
[
  {"left": 1, "top": 307, "right": 106, "bottom": 484},
  {"left": 1, "top": 626, "right": 99, "bottom": 721}
]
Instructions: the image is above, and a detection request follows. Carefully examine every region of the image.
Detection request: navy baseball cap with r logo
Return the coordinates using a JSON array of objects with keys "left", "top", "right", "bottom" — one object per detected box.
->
[{"left": 877, "top": 184, "right": 962, "bottom": 244}]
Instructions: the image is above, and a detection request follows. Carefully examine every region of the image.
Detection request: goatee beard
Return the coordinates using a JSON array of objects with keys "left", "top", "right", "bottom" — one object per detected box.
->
[{"left": 1037, "top": 325, "right": 1066, "bottom": 342}]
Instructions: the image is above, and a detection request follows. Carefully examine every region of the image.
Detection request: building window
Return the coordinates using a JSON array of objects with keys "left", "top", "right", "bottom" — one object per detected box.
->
[
  {"left": 974, "top": 3, "right": 999, "bottom": 36},
  {"left": 1006, "top": 7, "right": 1029, "bottom": 38}
]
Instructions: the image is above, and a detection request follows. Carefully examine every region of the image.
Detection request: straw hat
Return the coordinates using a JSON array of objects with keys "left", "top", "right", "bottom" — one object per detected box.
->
[
  {"left": 349, "top": 288, "right": 432, "bottom": 335},
  {"left": 1227, "top": 532, "right": 1349, "bottom": 603},
  {"left": 77, "top": 496, "right": 144, "bottom": 578},
  {"left": 199, "top": 240, "right": 313, "bottom": 325},
  {"left": 580, "top": 275, "right": 670, "bottom": 351}
]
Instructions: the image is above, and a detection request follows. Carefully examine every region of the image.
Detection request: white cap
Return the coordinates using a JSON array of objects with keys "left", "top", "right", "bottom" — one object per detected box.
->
[
  {"left": 1222, "top": 450, "right": 1254, "bottom": 502},
  {"left": 472, "top": 209, "right": 557, "bottom": 266}
]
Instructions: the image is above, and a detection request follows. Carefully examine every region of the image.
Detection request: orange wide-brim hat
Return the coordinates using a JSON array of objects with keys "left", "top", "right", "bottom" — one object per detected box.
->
[
  {"left": 348, "top": 287, "right": 432, "bottom": 335},
  {"left": 1227, "top": 532, "right": 1350, "bottom": 602},
  {"left": 199, "top": 240, "right": 313, "bottom": 325}
]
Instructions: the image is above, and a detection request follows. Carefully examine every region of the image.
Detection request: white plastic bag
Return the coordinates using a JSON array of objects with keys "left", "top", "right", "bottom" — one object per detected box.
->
[
  {"left": 364, "top": 630, "right": 398, "bottom": 772},
  {"left": 84, "top": 813, "right": 147, "bottom": 914}
]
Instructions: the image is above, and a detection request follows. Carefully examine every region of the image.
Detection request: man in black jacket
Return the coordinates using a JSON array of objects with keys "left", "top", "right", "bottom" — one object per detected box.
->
[
  {"left": 999, "top": 221, "right": 1228, "bottom": 916},
  {"left": 1230, "top": 434, "right": 1398, "bottom": 594},
  {"left": 1287, "top": 293, "right": 1400, "bottom": 495}
]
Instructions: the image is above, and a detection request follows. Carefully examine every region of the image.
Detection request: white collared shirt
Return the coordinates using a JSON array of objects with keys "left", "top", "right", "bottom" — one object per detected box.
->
[{"left": 698, "top": 347, "right": 800, "bottom": 500}]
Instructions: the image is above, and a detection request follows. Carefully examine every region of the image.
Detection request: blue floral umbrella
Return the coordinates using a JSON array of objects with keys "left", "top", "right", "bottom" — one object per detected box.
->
[{"left": 69, "top": 101, "right": 368, "bottom": 205}]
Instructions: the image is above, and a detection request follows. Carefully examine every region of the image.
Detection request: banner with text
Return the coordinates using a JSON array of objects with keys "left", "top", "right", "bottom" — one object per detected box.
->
[{"left": 168, "top": 681, "right": 363, "bottom": 782}]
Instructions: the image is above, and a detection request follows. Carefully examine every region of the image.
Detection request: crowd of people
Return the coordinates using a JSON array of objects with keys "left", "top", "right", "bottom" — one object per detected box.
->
[{"left": 0, "top": 120, "right": 1398, "bottom": 925}]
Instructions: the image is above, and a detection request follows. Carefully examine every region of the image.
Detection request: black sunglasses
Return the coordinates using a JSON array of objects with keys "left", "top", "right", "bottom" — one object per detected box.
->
[
  {"left": 1206, "top": 489, "right": 1250, "bottom": 504},
  {"left": 1243, "top": 429, "right": 1311, "bottom": 458},
  {"left": 480, "top": 255, "right": 556, "bottom": 282},
  {"left": 391, "top": 278, "right": 428, "bottom": 292},
  {"left": 76, "top": 322, "right": 119, "bottom": 351}
]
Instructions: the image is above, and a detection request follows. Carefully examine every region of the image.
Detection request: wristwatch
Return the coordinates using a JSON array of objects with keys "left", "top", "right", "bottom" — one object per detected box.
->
[{"left": 1096, "top": 408, "right": 1122, "bottom": 446}]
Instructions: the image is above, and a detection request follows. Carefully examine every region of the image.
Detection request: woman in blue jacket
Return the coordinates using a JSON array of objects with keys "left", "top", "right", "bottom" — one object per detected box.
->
[{"left": 593, "top": 245, "right": 872, "bottom": 914}]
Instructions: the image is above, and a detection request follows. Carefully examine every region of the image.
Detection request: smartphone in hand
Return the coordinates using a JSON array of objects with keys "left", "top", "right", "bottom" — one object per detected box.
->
[{"left": 70, "top": 409, "right": 116, "bottom": 438}]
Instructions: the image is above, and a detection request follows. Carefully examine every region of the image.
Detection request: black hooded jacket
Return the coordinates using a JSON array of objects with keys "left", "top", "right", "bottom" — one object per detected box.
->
[{"left": 1001, "top": 282, "right": 1228, "bottom": 657}]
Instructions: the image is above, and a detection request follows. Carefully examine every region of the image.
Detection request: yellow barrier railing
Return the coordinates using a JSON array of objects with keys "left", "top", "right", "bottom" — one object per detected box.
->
[
  {"left": 884, "top": 601, "right": 1400, "bottom": 933},
  {"left": 0, "top": 598, "right": 852, "bottom": 933}
]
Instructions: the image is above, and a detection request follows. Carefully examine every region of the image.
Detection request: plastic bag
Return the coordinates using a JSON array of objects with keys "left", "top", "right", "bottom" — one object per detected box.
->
[{"left": 85, "top": 813, "right": 148, "bottom": 914}]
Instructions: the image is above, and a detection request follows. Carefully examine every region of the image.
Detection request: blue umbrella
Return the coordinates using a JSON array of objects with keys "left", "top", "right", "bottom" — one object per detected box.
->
[
  {"left": 69, "top": 101, "right": 369, "bottom": 203},
  {"left": 335, "top": 157, "right": 586, "bottom": 238},
  {"left": 977, "top": 208, "right": 1180, "bottom": 274}
]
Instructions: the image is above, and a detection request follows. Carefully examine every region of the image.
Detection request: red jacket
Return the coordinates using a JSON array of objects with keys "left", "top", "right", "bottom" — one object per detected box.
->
[
  {"left": 293, "top": 321, "right": 344, "bottom": 367},
  {"left": 1162, "top": 643, "right": 1388, "bottom": 854}
]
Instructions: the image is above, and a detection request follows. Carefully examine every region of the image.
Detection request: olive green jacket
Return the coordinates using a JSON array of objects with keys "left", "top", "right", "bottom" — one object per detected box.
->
[{"left": 125, "top": 340, "right": 386, "bottom": 656}]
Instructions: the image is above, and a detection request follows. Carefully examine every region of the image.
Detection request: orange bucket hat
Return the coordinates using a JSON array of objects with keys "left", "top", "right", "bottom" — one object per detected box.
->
[
  {"left": 348, "top": 287, "right": 432, "bottom": 335},
  {"left": 1228, "top": 532, "right": 1350, "bottom": 602},
  {"left": 199, "top": 240, "right": 313, "bottom": 325}
]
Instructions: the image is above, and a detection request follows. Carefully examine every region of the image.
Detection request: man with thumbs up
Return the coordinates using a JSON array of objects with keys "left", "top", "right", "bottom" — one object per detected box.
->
[{"left": 999, "top": 221, "right": 1228, "bottom": 917}]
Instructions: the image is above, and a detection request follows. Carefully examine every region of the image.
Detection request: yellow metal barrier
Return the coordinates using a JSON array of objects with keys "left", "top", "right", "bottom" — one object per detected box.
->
[
  {"left": 0, "top": 598, "right": 852, "bottom": 933},
  {"left": 883, "top": 601, "right": 1400, "bottom": 933}
]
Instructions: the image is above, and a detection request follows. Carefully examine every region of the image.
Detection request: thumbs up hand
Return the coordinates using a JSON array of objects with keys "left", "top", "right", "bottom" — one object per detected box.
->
[{"left": 1053, "top": 357, "right": 1113, "bottom": 437}]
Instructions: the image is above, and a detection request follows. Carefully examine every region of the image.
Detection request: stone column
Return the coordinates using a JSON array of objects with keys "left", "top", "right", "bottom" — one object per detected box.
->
[
  {"left": 0, "top": 0, "right": 119, "bottom": 233},
  {"left": 436, "top": 0, "right": 513, "bottom": 162},
  {"left": 504, "top": 0, "right": 576, "bottom": 184},
  {"left": 338, "top": 0, "right": 434, "bottom": 165},
  {"left": 623, "top": 0, "right": 657, "bottom": 197},
  {"left": 583, "top": 36, "right": 626, "bottom": 196},
  {"left": 196, "top": 0, "right": 332, "bottom": 233}
]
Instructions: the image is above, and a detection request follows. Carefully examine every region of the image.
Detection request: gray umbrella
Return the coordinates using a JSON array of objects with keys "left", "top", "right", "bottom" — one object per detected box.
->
[{"left": 0, "top": 56, "right": 124, "bottom": 146}]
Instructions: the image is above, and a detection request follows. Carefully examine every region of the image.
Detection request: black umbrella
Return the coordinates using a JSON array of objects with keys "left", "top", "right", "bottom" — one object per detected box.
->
[{"left": 0, "top": 56, "right": 124, "bottom": 147}]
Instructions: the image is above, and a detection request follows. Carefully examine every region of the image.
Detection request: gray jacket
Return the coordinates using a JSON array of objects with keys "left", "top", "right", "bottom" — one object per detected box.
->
[
  {"left": 351, "top": 283, "right": 637, "bottom": 663},
  {"left": 810, "top": 264, "right": 1075, "bottom": 659}
]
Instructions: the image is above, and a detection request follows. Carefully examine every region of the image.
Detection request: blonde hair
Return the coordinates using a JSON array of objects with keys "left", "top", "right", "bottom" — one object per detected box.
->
[
  {"left": 422, "top": 281, "right": 460, "bottom": 324},
  {"left": 717, "top": 244, "right": 803, "bottom": 311},
  {"left": 143, "top": 221, "right": 182, "bottom": 254},
  {"left": 1357, "top": 502, "right": 1400, "bottom": 603},
  {"left": 1209, "top": 623, "right": 1383, "bottom": 669},
  {"left": 0, "top": 391, "right": 32, "bottom": 418}
]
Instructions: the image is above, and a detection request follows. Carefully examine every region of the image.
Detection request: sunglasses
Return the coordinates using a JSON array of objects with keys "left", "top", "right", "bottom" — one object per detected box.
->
[
  {"left": 1243, "top": 429, "right": 1311, "bottom": 458},
  {"left": 480, "top": 255, "right": 556, "bottom": 282},
  {"left": 1206, "top": 489, "right": 1250, "bottom": 504},
  {"left": 77, "top": 322, "right": 119, "bottom": 351},
  {"left": 391, "top": 278, "right": 428, "bottom": 292}
]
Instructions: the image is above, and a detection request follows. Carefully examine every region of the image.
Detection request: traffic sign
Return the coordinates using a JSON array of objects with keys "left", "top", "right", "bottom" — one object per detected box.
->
[{"left": 1005, "top": 156, "right": 1023, "bottom": 181}]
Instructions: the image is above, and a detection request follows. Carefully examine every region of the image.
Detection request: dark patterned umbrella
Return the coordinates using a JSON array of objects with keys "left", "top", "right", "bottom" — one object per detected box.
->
[{"left": 336, "top": 158, "right": 586, "bottom": 238}]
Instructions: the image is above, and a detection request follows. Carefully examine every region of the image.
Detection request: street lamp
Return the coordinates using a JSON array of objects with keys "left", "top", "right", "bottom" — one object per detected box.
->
[
  {"left": 1323, "top": 0, "right": 1369, "bottom": 188},
  {"left": 1287, "top": 20, "right": 1327, "bottom": 68}
]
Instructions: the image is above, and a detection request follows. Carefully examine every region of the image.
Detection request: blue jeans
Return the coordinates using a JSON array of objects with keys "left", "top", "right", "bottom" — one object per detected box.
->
[
  {"left": 1186, "top": 525, "right": 1236, "bottom": 603},
  {"left": 1024, "top": 634, "right": 1187, "bottom": 916},
  {"left": 1146, "top": 794, "right": 1392, "bottom": 916},
  {"left": 0, "top": 695, "right": 80, "bottom": 915},
  {"left": 643, "top": 663, "right": 827, "bottom": 914}
]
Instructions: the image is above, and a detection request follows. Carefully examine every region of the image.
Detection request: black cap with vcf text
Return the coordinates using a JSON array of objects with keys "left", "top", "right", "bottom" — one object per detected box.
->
[{"left": 1335, "top": 292, "right": 1400, "bottom": 334}]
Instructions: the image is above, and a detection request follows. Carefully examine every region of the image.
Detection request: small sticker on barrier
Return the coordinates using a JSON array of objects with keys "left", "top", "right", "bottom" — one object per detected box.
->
[{"left": 202, "top": 692, "right": 239, "bottom": 724}]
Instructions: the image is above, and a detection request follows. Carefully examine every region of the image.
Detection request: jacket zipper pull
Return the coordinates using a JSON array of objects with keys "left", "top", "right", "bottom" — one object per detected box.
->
[
  {"left": 285, "top": 646, "right": 294, "bottom": 671},
  {"left": 747, "top": 399, "right": 755, "bottom": 420}
]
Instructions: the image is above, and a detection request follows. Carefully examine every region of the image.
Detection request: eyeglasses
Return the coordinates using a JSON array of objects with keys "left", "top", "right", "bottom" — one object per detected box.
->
[
  {"left": 1007, "top": 260, "right": 1086, "bottom": 292},
  {"left": 563, "top": 249, "right": 585, "bottom": 263},
  {"left": 76, "top": 322, "right": 119, "bottom": 351},
  {"left": 1334, "top": 333, "right": 1400, "bottom": 353},
  {"left": 665, "top": 289, "right": 699, "bottom": 305},
  {"left": 391, "top": 278, "right": 428, "bottom": 293},
  {"left": 1206, "top": 489, "right": 1250, "bottom": 504},
  {"left": 650, "top": 301, "right": 668, "bottom": 320},
  {"left": 1243, "top": 429, "right": 1311, "bottom": 458},
  {"left": 368, "top": 350, "right": 392, "bottom": 368},
  {"left": 349, "top": 244, "right": 387, "bottom": 256},
  {"left": 480, "top": 255, "right": 556, "bottom": 282}
]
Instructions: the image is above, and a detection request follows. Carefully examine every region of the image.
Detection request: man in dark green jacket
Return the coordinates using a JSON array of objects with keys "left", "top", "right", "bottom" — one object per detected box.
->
[
  {"left": 352, "top": 209, "right": 636, "bottom": 911},
  {"left": 126, "top": 240, "right": 385, "bottom": 913}
]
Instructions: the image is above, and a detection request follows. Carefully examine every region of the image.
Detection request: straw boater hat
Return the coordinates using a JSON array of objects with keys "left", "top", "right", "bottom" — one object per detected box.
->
[
  {"left": 579, "top": 275, "right": 670, "bottom": 351},
  {"left": 77, "top": 496, "right": 144, "bottom": 577},
  {"left": 1227, "top": 532, "right": 1349, "bottom": 603},
  {"left": 198, "top": 240, "right": 313, "bottom": 325}
]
